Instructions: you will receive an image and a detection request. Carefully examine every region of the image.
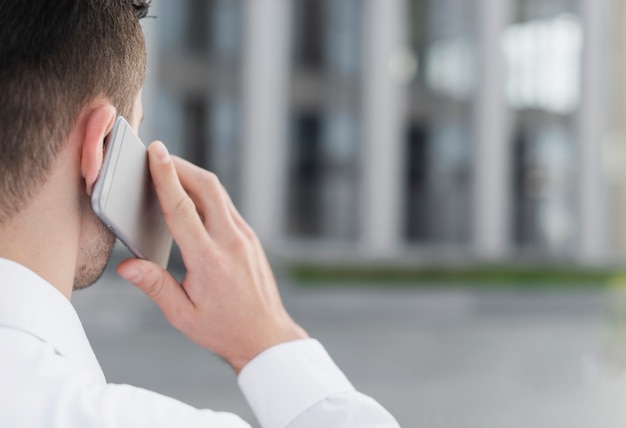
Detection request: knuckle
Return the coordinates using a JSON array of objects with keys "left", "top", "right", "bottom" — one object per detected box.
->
[
  {"left": 240, "top": 223, "right": 257, "bottom": 242},
  {"left": 199, "top": 171, "right": 220, "bottom": 190},
  {"left": 171, "top": 195, "right": 197, "bottom": 221},
  {"left": 142, "top": 274, "right": 165, "bottom": 300},
  {"left": 228, "top": 231, "right": 250, "bottom": 256}
]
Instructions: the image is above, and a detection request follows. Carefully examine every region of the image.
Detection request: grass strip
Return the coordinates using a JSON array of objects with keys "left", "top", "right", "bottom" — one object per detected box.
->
[{"left": 288, "top": 264, "right": 626, "bottom": 288}]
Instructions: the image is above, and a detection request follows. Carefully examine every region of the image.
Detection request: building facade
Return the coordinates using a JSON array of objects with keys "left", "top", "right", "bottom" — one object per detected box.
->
[{"left": 140, "top": 0, "right": 622, "bottom": 266}]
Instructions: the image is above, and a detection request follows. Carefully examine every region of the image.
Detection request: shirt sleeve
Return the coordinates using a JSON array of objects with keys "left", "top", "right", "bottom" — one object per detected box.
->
[{"left": 237, "top": 339, "right": 400, "bottom": 428}]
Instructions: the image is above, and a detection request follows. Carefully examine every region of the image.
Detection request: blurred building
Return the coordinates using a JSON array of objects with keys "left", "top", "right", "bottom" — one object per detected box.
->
[{"left": 140, "top": 0, "right": 625, "bottom": 267}]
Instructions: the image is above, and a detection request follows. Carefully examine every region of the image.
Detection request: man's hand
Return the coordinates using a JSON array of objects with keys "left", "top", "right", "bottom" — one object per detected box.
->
[{"left": 117, "top": 141, "right": 308, "bottom": 374}]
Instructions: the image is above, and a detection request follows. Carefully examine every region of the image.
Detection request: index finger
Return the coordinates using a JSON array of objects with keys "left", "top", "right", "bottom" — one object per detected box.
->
[{"left": 148, "top": 141, "right": 211, "bottom": 259}]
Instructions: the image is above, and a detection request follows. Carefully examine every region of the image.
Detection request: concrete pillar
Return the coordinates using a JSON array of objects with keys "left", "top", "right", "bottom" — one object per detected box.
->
[
  {"left": 606, "top": 1, "right": 626, "bottom": 256},
  {"left": 240, "top": 0, "right": 290, "bottom": 244},
  {"left": 360, "top": 0, "right": 407, "bottom": 258},
  {"left": 578, "top": 0, "right": 610, "bottom": 264},
  {"left": 474, "top": 0, "right": 513, "bottom": 261}
]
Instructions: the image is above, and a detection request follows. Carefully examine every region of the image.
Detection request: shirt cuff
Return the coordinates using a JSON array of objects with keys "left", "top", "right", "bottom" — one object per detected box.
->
[{"left": 237, "top": 339, "right": 355, "bottom": 428}]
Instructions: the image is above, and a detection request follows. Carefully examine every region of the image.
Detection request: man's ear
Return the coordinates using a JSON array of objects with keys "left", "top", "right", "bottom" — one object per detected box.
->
[{"left": 80, "top": 103, "right": 116, "bottom": 196}]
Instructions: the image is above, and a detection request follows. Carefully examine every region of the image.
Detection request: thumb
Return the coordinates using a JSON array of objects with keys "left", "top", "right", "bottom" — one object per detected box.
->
[{"left": 117, "top": 259, "right": 192, "bottom": 323}]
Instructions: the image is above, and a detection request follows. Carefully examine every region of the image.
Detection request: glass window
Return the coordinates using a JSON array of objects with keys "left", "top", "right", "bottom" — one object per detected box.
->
[
  {"left": 184, "top": 0, "right": 242, "bottom": 60},
  {"left": 158, "top": 1, "right": 187, "bottom": 52},
  {"left": 287, "top": 0, "right": 363, "bottom": 240},
  {"left": 292, "top": 0, "right": 324, "bottom": 69},
  {"left": 186, "top": 0, "right": 210, "bottom": 52},
  {"left": 404, "top": 0, "right": 478, "bottom": 244},
  {"left": 210, "top": 0, "right": 243, "bottom": 62},
  {"left": 506, "top": 0, "right": 581, "bottom": 254},
  {"left": 156, "top": 0, "right": 243, "bottom": 199}
]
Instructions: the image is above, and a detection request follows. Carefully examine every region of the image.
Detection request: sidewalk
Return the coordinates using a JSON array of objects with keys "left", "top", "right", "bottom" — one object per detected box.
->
[{"left": 73, "top": 265, "right": 626, "bottom": 427}]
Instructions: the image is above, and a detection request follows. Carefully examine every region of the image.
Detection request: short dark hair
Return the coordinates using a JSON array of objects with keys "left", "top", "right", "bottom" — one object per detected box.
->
[{"left": 0, "top": 0, "right": 151, "bottom": 221}]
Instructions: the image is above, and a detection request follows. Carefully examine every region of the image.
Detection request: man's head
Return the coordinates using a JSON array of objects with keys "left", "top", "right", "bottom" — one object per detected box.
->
[{"left": 0, "top": 0, "right": 150, "bottom": 290}]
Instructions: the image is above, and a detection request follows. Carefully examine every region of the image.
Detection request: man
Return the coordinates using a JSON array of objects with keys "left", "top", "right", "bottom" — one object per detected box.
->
[{"left": 0, "top": 1, "right": 400, "bottom": 427}]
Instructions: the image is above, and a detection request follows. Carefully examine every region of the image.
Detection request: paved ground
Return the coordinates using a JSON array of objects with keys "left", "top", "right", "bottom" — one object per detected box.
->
[{"left": 72, "top": 261, "right": 626, "bottom": 427}]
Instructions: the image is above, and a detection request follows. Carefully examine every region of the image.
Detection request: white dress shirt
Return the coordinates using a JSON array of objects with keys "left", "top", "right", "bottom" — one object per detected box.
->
[{"left": 0, "top": 258, "right": 400, "bottom": 427}]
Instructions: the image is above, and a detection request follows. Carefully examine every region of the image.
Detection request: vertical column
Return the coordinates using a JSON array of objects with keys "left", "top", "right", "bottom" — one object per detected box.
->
[
  {"left": 240, "top": 0, "right": 290, "bottom": 245},
  {"left": 474, "top": 0, "right": 512, "bottom": 261},
  {"left": 610, "top": 2, "right": 626, "bottom": 256},
  {"left": 578, "top": 0, "right": 609, "bottom": 264},
  {"left": 361, "top": 0, "right": 406, "bottom": 258}
]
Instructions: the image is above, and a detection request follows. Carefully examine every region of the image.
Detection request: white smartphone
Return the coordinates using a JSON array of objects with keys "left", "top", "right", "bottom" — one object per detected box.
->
[{"left": 91, "top": 116, "right": 172, "bottom": 268}]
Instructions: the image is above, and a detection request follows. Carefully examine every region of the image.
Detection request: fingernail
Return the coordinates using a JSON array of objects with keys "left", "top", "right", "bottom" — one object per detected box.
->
[
  {"left": 120, "top": 266, "right": 143, "bottom": 283},
  {"left": 154, "top": 141, "right": 170, "bottom": 163}
]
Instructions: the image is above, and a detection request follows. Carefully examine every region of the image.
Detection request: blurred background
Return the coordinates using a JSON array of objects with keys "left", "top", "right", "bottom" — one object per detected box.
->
[
  {"left": 72, "top": 0, "right": 626, "bottom": 427},
  {"left": 138, "top": 0, "right": 626, "bottom": 266}
]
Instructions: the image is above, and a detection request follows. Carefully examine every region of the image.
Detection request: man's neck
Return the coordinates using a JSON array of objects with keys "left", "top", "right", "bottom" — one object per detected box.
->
[{"left": 0, "top": 172, "right": 80, "bottom": 300}]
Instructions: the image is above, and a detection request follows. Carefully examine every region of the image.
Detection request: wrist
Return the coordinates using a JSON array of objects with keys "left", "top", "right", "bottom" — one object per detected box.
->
[{"left": 229, "top": 323, "right": 309, "bottom": 375}]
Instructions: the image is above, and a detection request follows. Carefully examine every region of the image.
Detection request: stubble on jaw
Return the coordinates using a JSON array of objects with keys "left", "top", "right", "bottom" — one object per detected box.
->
[{"left": 73, "top": 216, "right": 116, "bottom": 291}]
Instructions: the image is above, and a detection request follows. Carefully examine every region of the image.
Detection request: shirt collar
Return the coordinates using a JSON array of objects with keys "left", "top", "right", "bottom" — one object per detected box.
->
[{"left": 0, "top": 257, "right": 105, "bottom": 383}]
